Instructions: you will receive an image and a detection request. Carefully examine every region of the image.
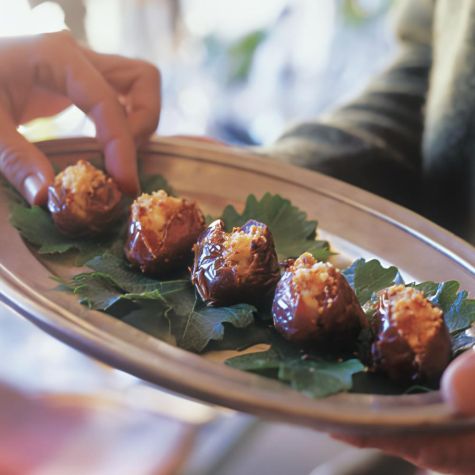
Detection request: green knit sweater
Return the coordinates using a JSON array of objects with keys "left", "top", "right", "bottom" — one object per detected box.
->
[{"left": 271, "top": 0, "right": 474, "bottom": 244}]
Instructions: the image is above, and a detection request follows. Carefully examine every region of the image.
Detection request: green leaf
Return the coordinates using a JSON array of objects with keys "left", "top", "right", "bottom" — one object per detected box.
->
[
  {"left": 85, "top": 253, "right": 187, "bottom": 295},
  {"left": 345, "top": 259, "right": 475, "bottom": 347},
  {"left": 221, "top": 193, "right": 330, "bottom": 261},
  {"left": 122, "top": 302, "right": 175, "bottom": 344},
  {"left": 226, "top": 349, "right": 281, "bottom": 371},
  {"left": 343, "top": 258, "right": 404, "bottom": 305},
  {"left": 226, "top": 338, "right": 363, "bottom": 399},
  {"left": 414, "top": 281, "right": 475, "bottom": 334},
  {"left": 445, "top": 293, "right": 475, "bottom": 334},
  {"left": 10, "top": 204, "right": 82, "bottom": 253},
  {"left": 66, "top": 269, "right": 184, "bottom": 312},
  {"left": 207, "top": 323, "right": 274, "bottom": 352},
  {"left": 66, "top": 266, "right": 187, "bottom": 313},
  {"left": 9, "top": 203, "right": 112, "bottom": 261},
  {"left": 68, "top": 273, "right": 124, "bottom": 310},
  {"left": 415, "top": 281, "right": 460, "bottom": 312},
  {"left": 451, "top": 329, "right": 475, "bottom": 355},
  {"left": 61, "top": 253, "right": 187, "bottom": 311},
  {"left": 70, "top": 253, "right": 256, "bottom": 352},
  {"left": 165, "top": 287, "right": 256, "bottom": 353},
  {"left": 140, "top": 174, "right": 174, "bottom": 195},
  {"left": 227, "top": 350, "right": 364, "bottom": 398},
  {"left": 350, "top": 371, "right": 410, "bottom": 395},
  {"left": 278, "top": 358, "right": 364, "bottom": 398}
]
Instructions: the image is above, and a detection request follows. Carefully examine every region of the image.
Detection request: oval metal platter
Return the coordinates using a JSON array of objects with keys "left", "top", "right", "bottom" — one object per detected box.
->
[{"left": 0, "top": 137, "right": 474, "bottom": 435}]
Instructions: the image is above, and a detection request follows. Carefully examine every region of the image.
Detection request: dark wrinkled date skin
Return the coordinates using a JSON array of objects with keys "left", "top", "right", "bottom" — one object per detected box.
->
[
  {"left": 191, "top": 219, "right": 281, "bottom": 307},
  {"left": 48, "top": 180, "right": 122, "bottom": 237},
  {"left": 272, "top": 268, "right": 367, "bottom": 352},
  {"left": 370, "top": 293, "right": 452, "bottom": 384},
  {"left": 124, "top": 201, "right": 205, "bottom": 275}
]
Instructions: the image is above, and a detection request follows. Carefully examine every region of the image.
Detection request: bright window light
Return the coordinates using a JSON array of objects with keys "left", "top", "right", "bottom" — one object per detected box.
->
[{"left": 0, "top": 0, "right": 66, "bottom": 37}]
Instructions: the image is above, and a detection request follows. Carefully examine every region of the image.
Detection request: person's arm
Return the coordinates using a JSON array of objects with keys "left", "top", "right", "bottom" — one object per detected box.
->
[
  {"left": 269, "top": 0, "right": 433, "bottom": 211},
  {"left": 0, "top": 31, "right": 161, "bottom": 204}
]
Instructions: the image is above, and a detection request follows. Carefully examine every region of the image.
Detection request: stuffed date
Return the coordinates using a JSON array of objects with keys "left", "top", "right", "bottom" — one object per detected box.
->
[
  {"left": 124, "top": 190, "right": 205, "bottom": 275},
  {"left": 47, "top": 160, "right": 122, "bottom": 237},
  {"left": 191, "top": 219, "right": 280, "bottom": 307},
  {"left": 370, "top": 285, "right": 451, "bottom": 384},
  {"left": 272, "top": 252, "right": 367, "bottom": 351}
]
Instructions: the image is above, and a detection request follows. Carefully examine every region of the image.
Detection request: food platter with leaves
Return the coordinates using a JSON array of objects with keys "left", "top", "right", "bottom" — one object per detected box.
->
[{"left": 1, "top": 137, "right": 474, "bottom": 434}]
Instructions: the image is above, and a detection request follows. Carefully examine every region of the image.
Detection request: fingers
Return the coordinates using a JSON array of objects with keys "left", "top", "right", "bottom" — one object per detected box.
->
[
  {"left": 442, "top": 349, "right": 475, "bottom": 415},
  {"left": 62, "top": 51, "right": 139, "bottom": 195},
  {"left": 20, "top": 86, "right": 71, "bottom": 124},
  {"left": 82, "top": 49, "right": 161, "bottom": 144},
  {"left": 33, "top": 32, "right": 140, "bottom": 195},
  {"left": 0, "top": 31, "right": 160, "bottom": 200},
  {"left": 113, "top": 60, "right": 161, "bottom": 143},
  {"left": 0, "top": 108, "right": 54, "bottom": 205}
]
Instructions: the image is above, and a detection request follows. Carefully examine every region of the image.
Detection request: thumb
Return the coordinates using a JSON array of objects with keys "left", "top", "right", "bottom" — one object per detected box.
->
[
  {"left": 441, "top": 349, "right": 475, "bottom": 415},
  {"left": 0, "top": 112, "right": 54, "bottom": 205}
]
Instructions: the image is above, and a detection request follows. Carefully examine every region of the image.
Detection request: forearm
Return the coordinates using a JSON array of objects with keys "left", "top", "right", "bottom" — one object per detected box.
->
[
  {"left": 270, "top": 45, "right": 430, "bottom": 208},
  {"left": 268, "top": 1, "right": 433, "bottom": 211}
]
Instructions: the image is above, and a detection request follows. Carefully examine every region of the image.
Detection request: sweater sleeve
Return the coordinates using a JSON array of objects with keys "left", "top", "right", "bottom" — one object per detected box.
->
[{"left": 268, "top": 0, "right": 434, "bottom": 211}]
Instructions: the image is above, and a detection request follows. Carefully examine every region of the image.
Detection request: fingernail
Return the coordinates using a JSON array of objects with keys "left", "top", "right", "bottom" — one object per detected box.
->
[{"left": 24, "top": 175, "right": 45, "bottom": 205}]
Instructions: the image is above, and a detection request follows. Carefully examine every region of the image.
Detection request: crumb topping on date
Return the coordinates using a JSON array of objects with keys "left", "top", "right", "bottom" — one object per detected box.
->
[
  {"left": 58, "top": 160, "right": 108, "bottom": 194},
  {"left": 125, "top": 190, "right": 205, "bottom": 275},
  {"left": 380, "top": 285, "right": 444, "bottom": 359},
  {"left": 291, "top": 253, "right": 338, "bottom": 313},
  {"left": 48, "top": 160, "right": 122, "bottom": 237},
  {"left": 191, "top": 219, "right": 280, "bottom": 307},
  {"left": 223, "top": 225, "right": 267, "bottom": 275},
  {"left": 131, "top": 190, "right": 183, "bottom": 235},
  {"left": 54, "top": 160, "right": 116, "bottom": 219}
]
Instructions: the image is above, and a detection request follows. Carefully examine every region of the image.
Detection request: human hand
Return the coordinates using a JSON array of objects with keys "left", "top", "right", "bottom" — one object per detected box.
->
[
  {"left": 334, "top": 350, "right": 475, "bottom": 475},
  {"left": 0, "top": 31, "right": 161, "bottom": 205}
]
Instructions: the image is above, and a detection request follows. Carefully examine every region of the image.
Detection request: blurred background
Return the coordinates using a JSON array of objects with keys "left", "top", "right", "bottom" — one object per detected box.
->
[
  {"left": 0, "top": 2, "right": 422, "bottom": 475},
  {"left": 2, "top": 0, "right": 396, "bottom": 145}
]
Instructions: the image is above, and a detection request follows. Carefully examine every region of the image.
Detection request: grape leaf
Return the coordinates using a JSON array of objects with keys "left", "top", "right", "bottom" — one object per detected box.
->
[
  {"left": 67, "top": 253, "right": 256, "bottom": 352},
  {"left": 206, "top": 323, "right": 274, "bottom": 352},
  {"left": 63, "top": 271, "right": 185, "bottom": 312},
  {"left": 221, "top": 193, "right": 330, "bottom": 261},
  {"left": 64, "top": 254, "right": 188, "bottom": 310},
  {"left": 123, "top": 287, "right": 256, "bottom": 353},
  {"left": 122, "top": 302, "right": 175, "bottom": 344},
  {"left": 162, "top": 286, "right": 256, "bottom": 352},
  {"left": 278, "top": 358, "right": 364, "bottom": 398},
  {"left": 85, "top": 253, "right": 188, "bottom": 295},
  {"left": 65, "top": 273, "right": 124, "bottom": 310},
  {"left": 342, "top": 258, "right": 404, "bottom": 305},
  {"left": 414, "top": 281, "right": 475, "bottom": 334},
  {"left": 9, "top": 204, "right": 112, "bottom": 260},
  {"left": 345, "top": 259, "right": 475, "bottom": 342},
  {"left": 141, "top": 174, "right": 175, "bottom": 195},
  {"left": 350, "top": 371, "right": 437, "bottom": 396},
  {"left": 445, "top": 292, "right": 475, "bottom": 334},
  {"left": 451, "top": 328, "right": 475, "bottom": 355},
  {"left": 414, "top": 280, "right": 460, "bottom": 309},
  {"left": 226, "top": 348, "right": 281, "bottom": 371},
  {"left": 226, "top": 350, "right": 364, "bottom": 399}
]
